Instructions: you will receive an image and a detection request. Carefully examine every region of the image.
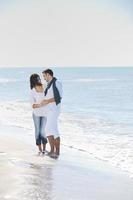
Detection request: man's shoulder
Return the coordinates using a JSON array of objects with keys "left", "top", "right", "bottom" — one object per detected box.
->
[
  {"left": 55, "top": 80, "right": 63, "bottom": 97},
  {"left": 55, "top": 80, "right": 62, "bottom": 86}
]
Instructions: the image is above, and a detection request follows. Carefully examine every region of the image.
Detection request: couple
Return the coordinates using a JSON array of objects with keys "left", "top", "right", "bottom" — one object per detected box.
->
[{"left": 30, "top": 69, "right": 62, "bottom": 159}]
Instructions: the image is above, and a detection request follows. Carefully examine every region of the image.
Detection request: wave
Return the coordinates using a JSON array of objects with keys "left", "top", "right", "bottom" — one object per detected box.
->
[
  {"left": 0, "top": 78, "right": 20, "bottom": 83},
  {"left": 0, "top": 100, "right": 133, "bottom": 177},
  {"left": 64, "top": 78, "right": 118, "bottom": 83}
]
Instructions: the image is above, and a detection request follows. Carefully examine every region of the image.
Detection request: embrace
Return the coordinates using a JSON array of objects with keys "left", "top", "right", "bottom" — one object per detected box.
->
[{"left": 30, "top": 69, "right": 62, "bottom": 159}]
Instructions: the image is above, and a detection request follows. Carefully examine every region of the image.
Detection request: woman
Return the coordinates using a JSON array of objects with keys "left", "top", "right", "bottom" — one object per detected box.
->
[{"left": 30, "top": 74, "right": 52, "bottom": 155}]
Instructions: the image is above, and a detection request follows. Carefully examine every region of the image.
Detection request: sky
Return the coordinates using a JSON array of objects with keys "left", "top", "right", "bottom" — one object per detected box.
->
[{"left": 0, "top": 0, "right": 133, "bottom": 67}]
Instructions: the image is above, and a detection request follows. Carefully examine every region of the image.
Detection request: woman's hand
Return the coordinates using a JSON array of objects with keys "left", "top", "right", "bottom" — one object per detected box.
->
[{"left": 32, "top": 104, "right": 41, "bottom": 108}]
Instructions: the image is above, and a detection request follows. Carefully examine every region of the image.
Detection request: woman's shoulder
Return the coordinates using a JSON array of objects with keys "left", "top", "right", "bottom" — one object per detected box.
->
[
  {"left": 30, "top": 88, "right": 36, "bottom": 95},
  {"left": 30, "top": 88, "right": 35, "bottom": 92}
]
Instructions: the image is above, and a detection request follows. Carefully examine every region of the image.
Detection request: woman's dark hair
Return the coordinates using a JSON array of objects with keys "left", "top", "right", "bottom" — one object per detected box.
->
[
  {"left": 42, "top": 69, "right": 53, "bottom": 76},
  {"left": 30, "top": 74, "right": 42, "bottom": 89}
]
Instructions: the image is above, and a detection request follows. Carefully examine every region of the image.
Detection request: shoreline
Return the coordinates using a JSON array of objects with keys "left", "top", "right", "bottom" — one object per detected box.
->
[{"left": 0, "top": 124, "right": 133, "bottom": 199}]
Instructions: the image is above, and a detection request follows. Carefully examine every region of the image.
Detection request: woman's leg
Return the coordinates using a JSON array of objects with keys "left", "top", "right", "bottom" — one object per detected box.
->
[{"left": 33, "top": 114, "right": 42, "bottom": 153}]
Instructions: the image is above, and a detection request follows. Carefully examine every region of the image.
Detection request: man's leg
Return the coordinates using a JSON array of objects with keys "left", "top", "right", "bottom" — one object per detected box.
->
[
  {"left": 40, "top": 117, "right": 47, "bottom": 154},
  {"left": 47, "top": 135, "right": 55, "bottom": 154},
  {"left": 54, "top": 137, "right": 60, "bottom": 156},
  {"left": 45, "top": 111, "right": 60, "bottom": 158},
  {"left": 45, "top": 112, "right": 55, "bottom": 155}
]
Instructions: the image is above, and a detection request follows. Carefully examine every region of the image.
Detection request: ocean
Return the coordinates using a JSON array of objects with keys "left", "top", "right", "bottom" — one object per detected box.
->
[{"left": 0, "top": 67, "right": 133, "bottom": 176}]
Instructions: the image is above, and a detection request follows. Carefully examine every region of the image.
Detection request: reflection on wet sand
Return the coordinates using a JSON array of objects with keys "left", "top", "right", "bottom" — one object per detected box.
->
[
  {"left": 18, "top": 165, "right": 54, "bottom": 200},
  {"left": 0, "top": 156, "right": 54, "bottom": 200}
]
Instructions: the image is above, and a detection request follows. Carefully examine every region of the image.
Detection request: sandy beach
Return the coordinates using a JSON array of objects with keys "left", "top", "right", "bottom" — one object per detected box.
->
[
  {"left": 0, "top": 124, "right": 133, "bottom": 200},
  {"left": 0, "top": 0, "right": 133, "bottom": 197}
]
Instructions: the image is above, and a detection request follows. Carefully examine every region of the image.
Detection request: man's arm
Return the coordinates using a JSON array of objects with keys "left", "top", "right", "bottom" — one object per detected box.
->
[
  {"left": 40, "top": 98, "right": 55, "bottom": 106},
  {"left": 56, "top": 81, "right": 63, "bottom": 99},
  {"left": 40, "top": 81, "right": 62, "bottom": 106}
]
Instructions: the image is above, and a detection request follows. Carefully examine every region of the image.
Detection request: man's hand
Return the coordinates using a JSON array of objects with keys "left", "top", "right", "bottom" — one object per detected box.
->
[{"left": 40, "top": 98, "right": 55, "bottom": 107}]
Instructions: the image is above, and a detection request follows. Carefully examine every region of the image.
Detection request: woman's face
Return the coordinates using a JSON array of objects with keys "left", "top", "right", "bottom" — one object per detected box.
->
[{"left": 35, "top": 85, "right": 43, "bottom": 92}]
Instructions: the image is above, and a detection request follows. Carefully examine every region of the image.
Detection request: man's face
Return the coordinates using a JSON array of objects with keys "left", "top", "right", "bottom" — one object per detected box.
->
[{"left": 43, "top": 73, "right": 49, "bottom": 82}]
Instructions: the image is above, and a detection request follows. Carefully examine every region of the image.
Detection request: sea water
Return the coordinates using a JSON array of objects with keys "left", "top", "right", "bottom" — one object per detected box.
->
[{"left": 0, "top": 67, "right": 133, "bottom": 176}]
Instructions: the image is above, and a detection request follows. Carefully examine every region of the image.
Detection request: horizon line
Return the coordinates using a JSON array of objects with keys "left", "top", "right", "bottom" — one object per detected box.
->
[{"left": 0, "top": 66, "right": 133, "bottom": 68}]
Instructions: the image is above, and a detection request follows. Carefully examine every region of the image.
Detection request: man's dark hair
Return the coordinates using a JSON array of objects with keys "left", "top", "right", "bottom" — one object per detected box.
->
[{"left": 42, "top": 69, "right": 53, "bottom": 76}]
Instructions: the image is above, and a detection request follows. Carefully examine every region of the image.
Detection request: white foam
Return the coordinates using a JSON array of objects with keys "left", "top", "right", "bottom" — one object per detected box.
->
[
  {"left": 64, "top": 78, "right": 117, "bottom": 83},
  {"left": 0, "top": 78, "right": 19, "bottom": 83},
  {"left": 0, "top": 100, "right": 133, "bottom": 177},
  {"left": 0, "top": 101, "right": 33, "bottom": 130}
]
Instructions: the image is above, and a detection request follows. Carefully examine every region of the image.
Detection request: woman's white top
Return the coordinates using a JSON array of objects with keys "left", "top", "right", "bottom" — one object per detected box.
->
[
  {"left": 30, "top": 81, "right": 63, "bottom": 116},
  {"left": 30, "top": 88, "right": 46, "bottom": 117}
]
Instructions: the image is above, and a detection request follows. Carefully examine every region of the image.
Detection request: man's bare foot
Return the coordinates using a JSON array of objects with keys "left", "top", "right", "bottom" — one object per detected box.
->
[
  {"left": 49, "top": 153, "right": 59, "bottom": 159},
  {"left": 47, "top": 151, "right": 53, "bottom": 155}
]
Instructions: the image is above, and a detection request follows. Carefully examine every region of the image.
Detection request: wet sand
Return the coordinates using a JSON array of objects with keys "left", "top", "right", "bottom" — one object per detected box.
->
[{"left": 0, "top": 125, "right": 133, "bottom": 200}]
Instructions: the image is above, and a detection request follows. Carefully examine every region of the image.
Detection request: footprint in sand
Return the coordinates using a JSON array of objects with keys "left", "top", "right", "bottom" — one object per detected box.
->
[{"left": 9, "top": 158, "right": 40, "bottom": 169}]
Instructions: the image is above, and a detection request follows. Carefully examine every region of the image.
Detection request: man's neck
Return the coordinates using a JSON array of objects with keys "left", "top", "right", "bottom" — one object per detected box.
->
[{"left": 48, "top": 77, "right": 53, "bottom": 83}]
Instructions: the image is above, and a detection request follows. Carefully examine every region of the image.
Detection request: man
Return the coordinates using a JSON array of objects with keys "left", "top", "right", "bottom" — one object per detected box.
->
[{"left": 41, "top": 69, "right": 62, "bottom": 158}]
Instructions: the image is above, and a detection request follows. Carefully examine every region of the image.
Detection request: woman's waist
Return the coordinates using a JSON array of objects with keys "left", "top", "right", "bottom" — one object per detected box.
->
[{"left": 32, "top": 107, "right": 47, "bottom": 115}]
